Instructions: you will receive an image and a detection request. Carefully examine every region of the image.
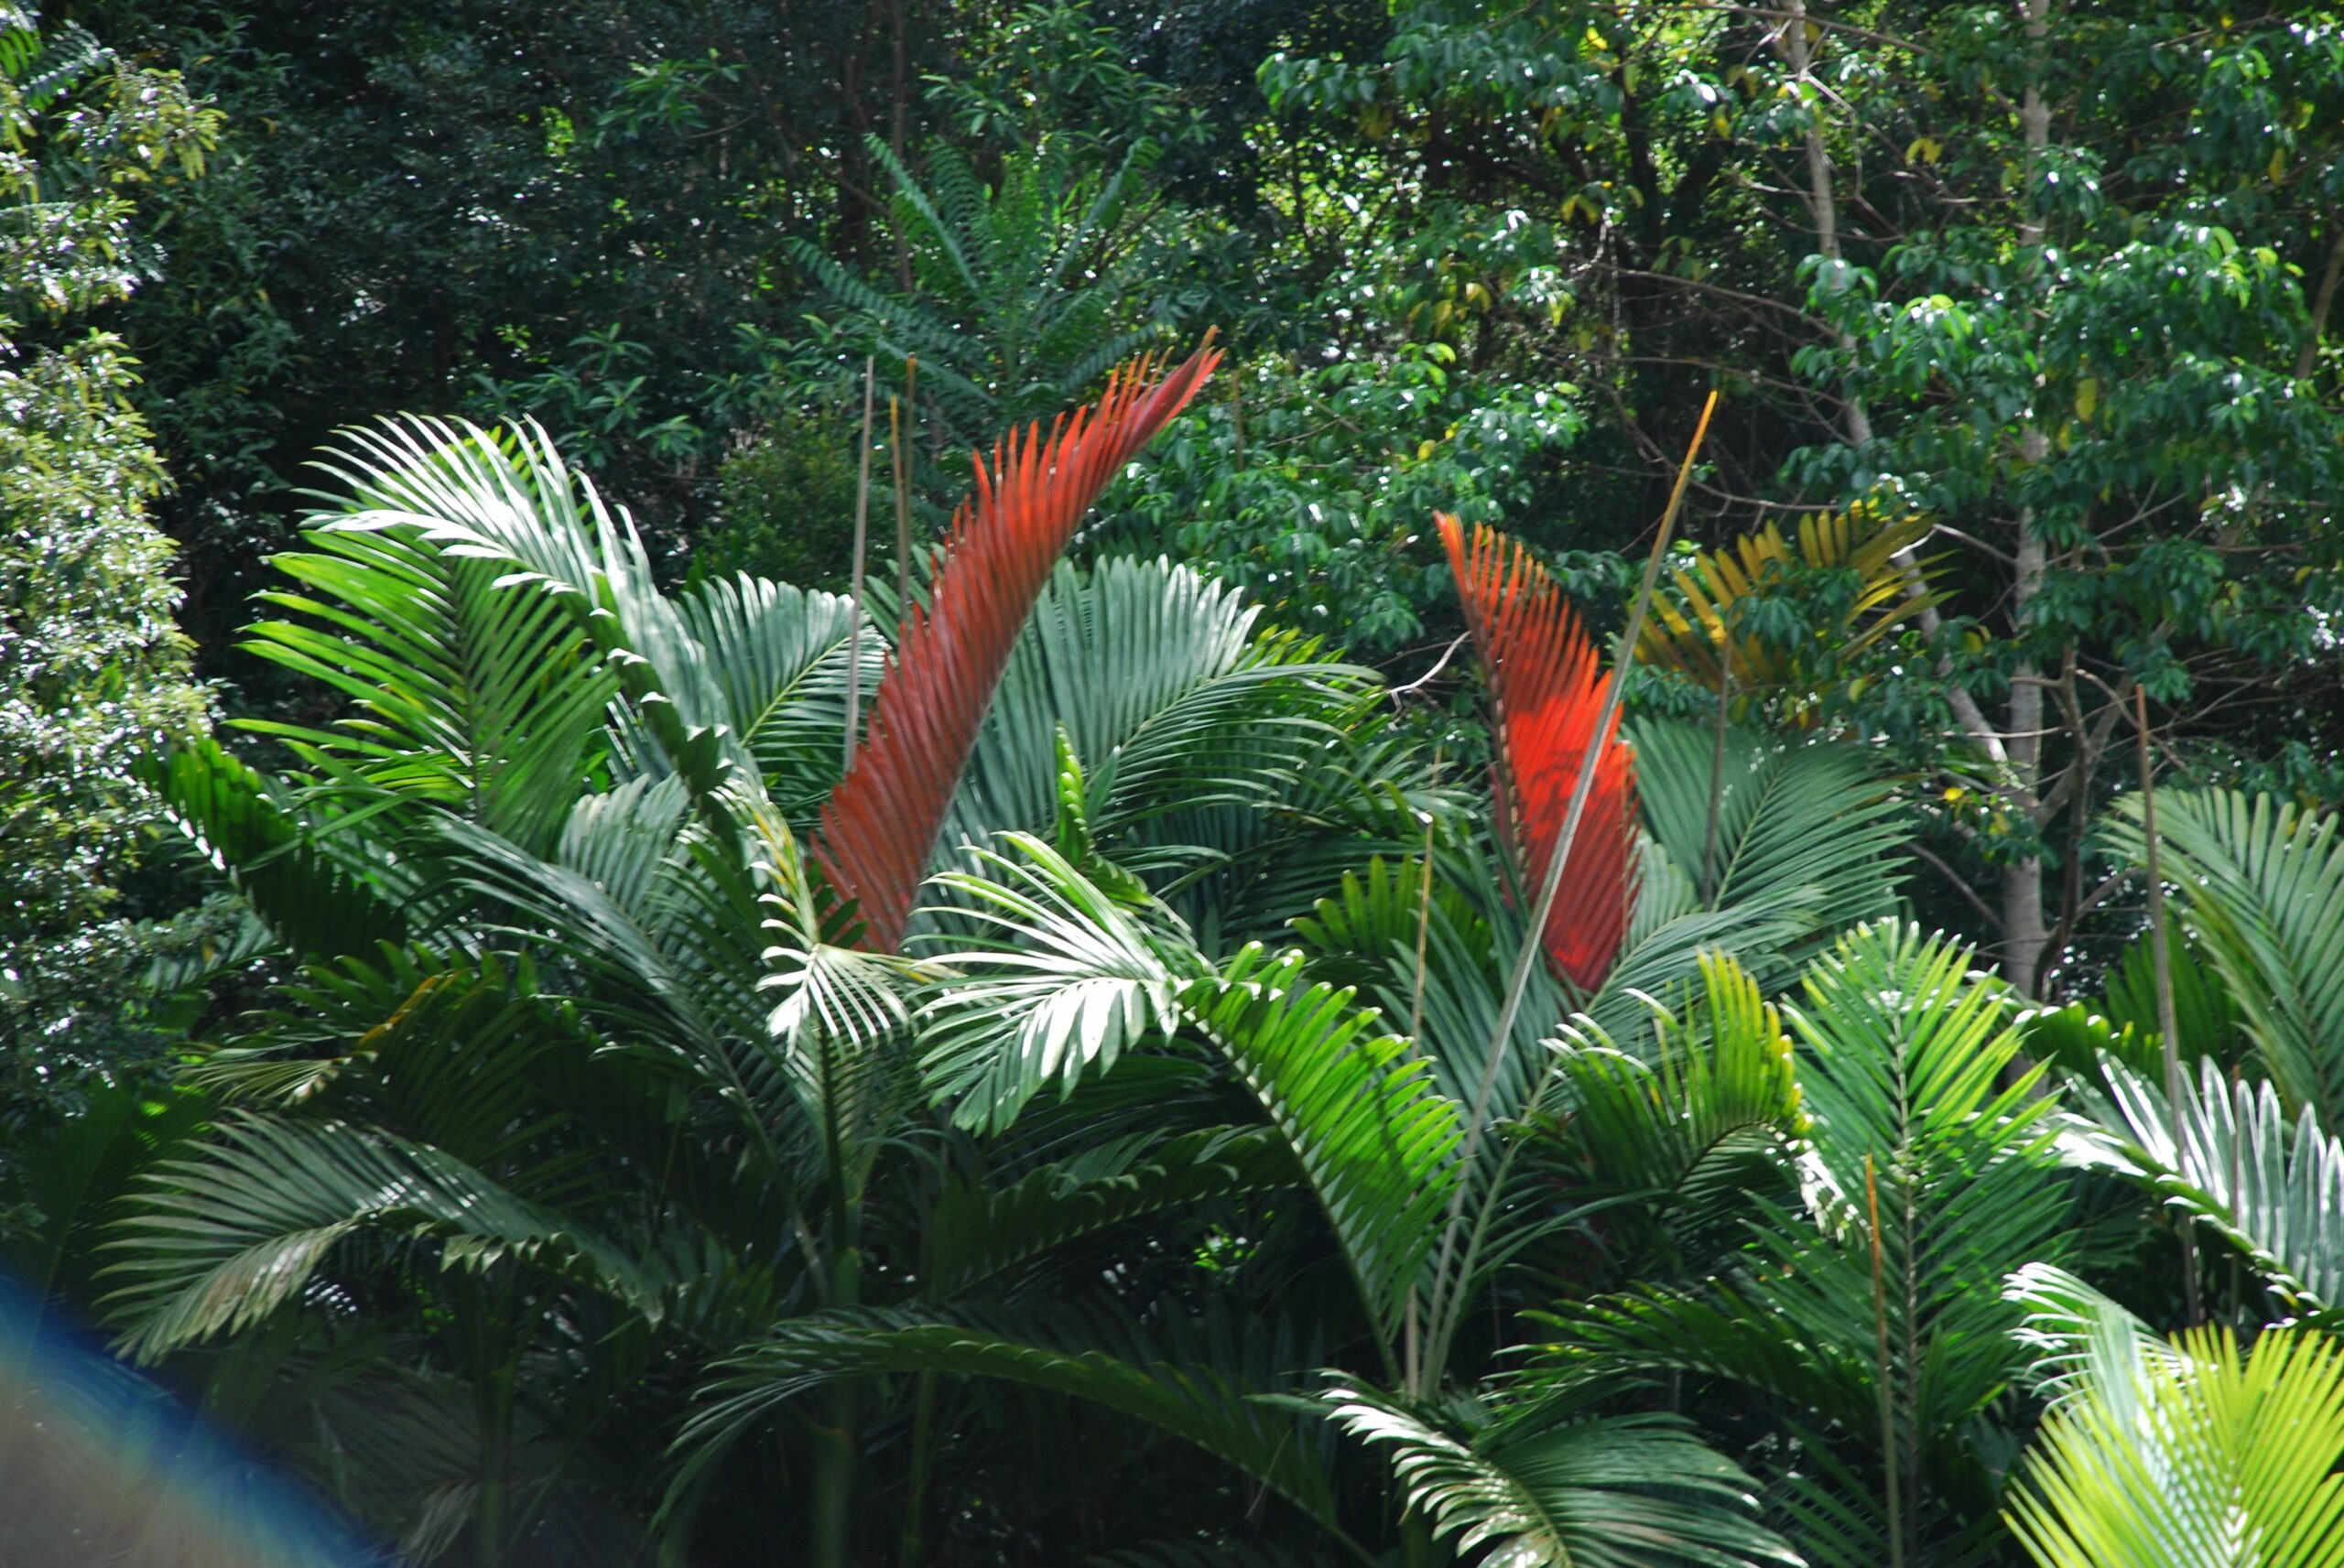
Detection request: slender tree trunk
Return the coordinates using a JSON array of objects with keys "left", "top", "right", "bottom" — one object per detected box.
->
[
  {"left": 891, "top": 0, "right": 914, "bottom": 290},
  {"left": 810, "top": 1347, "right": 863, "bottom": 1567},
  {"left": 1783, "top": 0, "right": 1872, "bottom": 447},
  {"left": 1798, "top": 0, "right": 2020, "bottom": 948},
  {"left": 897, "top": 1368, "right": 938, "bottom": 1567},
  {"left": 469, "top": 1281, "right": 515, "bottom": 1568},
  {"left": 2000, "top": 0, "right": 2055, "bottom": 999},
  {"left": 1399, "top": 1511, "right": 1438, "bottom": 1568},
  {"left": 2137, "top": 687, "right": 2202, "bottom": 1322},
  {"left": 811, "top": 1233, "right": 866, "bottom": 1568},
  {"left": 1864, "top": 1157, "right": 1905, "bottom": 1568}
]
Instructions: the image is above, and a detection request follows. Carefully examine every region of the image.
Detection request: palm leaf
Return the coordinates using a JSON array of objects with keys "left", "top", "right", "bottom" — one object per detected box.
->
[
  {"left": 1288, "top": 844, "right": 1560, "bottom": 1117},
  {"left": 2070, "top": 1054, "right": 2344, "bottom": 1319},
  {"left": 147, "top": 739, "right": 409, "bottom": 957},
  {"left": 1557, "top": 953, "right": 1807, "bottom": 1260},
  {"left": 678, "top": 1307, "right": 1345, "bottom": 1536},
  {"left": 756, "top": 814, "right": 924, "bottom": 1189},
  {"left": 433, "top": 812, "right": 754, "bottom": 1060},
  {"left": 2002, "top": 1261, "right": 2185, "bottom": 1411},
  {"left": 950, "top": 557, "right": 1372, "bottom": 871},
  {"left": 1626, "top": 718, "right": 1907, "bottom": 937},
  {"left": 1441, "top": 516, "right": 1636, "bottom": 990},
  {"left": 917, "top": 831, "right": 1195, "bottom": 1132},
  {"left": 1320, "top": 1382, "right": 1801, "bottom": 1568},
  {"left": 814, "top": 341, "right": 1221, "bottom": 952},
  {"left": 922, "top": 1126, "right": 1301, "bottom": 1300},
  {"left": 1633, "top": 504, "right": 1940, "bottom": 725},
  {"left": 240, "top": 516, "right": 615, "bottom": 855},
  {"left": 1538, "top": 925, "right": 2072, "bottom": 1558},
  {"left": 2100, "top": 933, "right": 2241, "bottom": 1069},
  {"left": 307, "top": 415, "right": 742, "bottom": 802},
  {"left": 104, "top": 1114, "right": 657, "bottom": 1361},
  {"left": 1182, "top": 946, "right": 1462, "bottom": 1344},
  {"left": 2005, "top": 1316, "right": 2344, "bottom": 1568},
  {"left": 2103, "top": 789, "right": 2344, "bottom": 1121},
  {"left": 671, "top": 571, "right": 876, "bottom": 814}
]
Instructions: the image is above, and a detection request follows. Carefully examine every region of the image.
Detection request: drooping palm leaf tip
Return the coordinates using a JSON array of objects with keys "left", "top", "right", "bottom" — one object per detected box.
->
[
  {"left": 815, "top": 335, "right": 1222, "bottom": 952},
  {"left": 1440, "top": 514, "right": 1637, "bottom": 989}
]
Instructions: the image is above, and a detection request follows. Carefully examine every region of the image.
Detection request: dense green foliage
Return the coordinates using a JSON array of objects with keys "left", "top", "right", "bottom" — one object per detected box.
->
[
  {"left": 0, "top": 8, "right": 219, "bottom": 1100},
  {"left": 6, "top": 0, "right": 2344, "bottom": 1563}
]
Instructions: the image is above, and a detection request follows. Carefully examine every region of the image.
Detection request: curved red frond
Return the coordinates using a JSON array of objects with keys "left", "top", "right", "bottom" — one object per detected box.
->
[
  {"left": 814, "top": 338, "right": 1222, "bottom": 952},
  {"left": 1439, "top": 514, "right": 1638, "bottom": 990}
]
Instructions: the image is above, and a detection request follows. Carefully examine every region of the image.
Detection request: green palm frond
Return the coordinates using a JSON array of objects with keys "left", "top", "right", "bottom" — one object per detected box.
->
[
  {"left": 679, "top": 1308, "right": 1345, "bottom": 1538},
  {"left": 923, "top": 1125, "right": 1299, "bottom": 1300},
  {"left": 186, "top": 949, "right": 570, "bottom": 1169},
  {"left": 950, "top": 557, "right": 1373, "bottom": 893},
  {"left": 242, "top": 514, "right": 616, "bottom": 855},
  {"left": 1163, "top": 730, "right": 1442, "bottom": 957},
  {"left": 918, "top": 831, "right": 1196, "bottom": 1133},
  {"left": 1558, "top": 953, "right": 1806, "bottom": 1263},
  {"left": 2004, "top": 1312, "right": 2344, "bottom": 1568},
  {"left": 758, "top": 818, "right": 923, "bottom": 1184},
  {"left": 148, "top": 739, "right": 410, "bottom": 957},
  {"left": 1532, "top": 1232, "right": 1886, "bottom": 1444},
  {"left": 1588, "top": 865, "right": 1809, "bottom": 1052},
  {"left": 2002, "top": 1262, "right": 2184, "bottom": 1411},
  {"left": 800, "top": 137, "right": 1177, "bottom": 447},
  {"left": 671, "top": 571, "right": 878, "bottom": 814},
  {"left": 310, "top": 415, "right": 744, "bottom": 800},
  {"left": 1288, "top": 833, "right": 1565, "bottom": 1121},
  {"left": 105, "top": 1114, "right": 657, "bottom": 1361},
  {"left": 1787, "top": 923, "right": 2052, "bottom": 1207},
  {"left": 2070, "top": 1054, "right": 2344, "bottom": 1318},
  {"left": 2104, "top": 789, "right": 2344, "bottom": 1120},
  {"left": 919, "top": 838, "right": 1460, "bottom": 1339},
  {"left": 1539, "top": 926, "right": 2070, "bottom": 1563},
  {"left": 1183, "top": 945, "right": 1464, "bottom": 1346},
  {"left": 435, "top": 814, "right": 753, "bottom": 1058},
  {"left": 1627, "top": 719, "right": 1908, "bottom": 942},
  {"left": 2100, "top": 934, "right": 2241, "bottom": 1069},
  {"left": 1565, "top": 723, "right": 1910, "bottom": 1057},
  {"left": 2016, "top": 1000, "right": 2161, "bottom": 1080},
  {"left": 1320, "top": 1382, "right": 1801, "bottom": 1568}
]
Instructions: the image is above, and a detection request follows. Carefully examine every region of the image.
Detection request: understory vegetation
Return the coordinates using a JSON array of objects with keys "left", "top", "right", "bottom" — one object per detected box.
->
[{"left": 5, "top": 1, "right": 2344, "bottom": 1564}]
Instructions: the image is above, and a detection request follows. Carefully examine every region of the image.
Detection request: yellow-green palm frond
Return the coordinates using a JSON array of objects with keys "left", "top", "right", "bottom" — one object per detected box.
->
[
  {"left": 2005, "top": 1303, "right": 2344, "bottom": 1568},
  {"left": 1635, "top": 504, "right": 1943, "bottom": 721}
]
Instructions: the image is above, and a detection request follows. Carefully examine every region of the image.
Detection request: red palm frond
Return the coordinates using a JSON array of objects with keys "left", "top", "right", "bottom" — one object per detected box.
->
[
  {"left": 814, "top": 338, "right": 1223, "bottom": 952},
  {"left": 1440, "top": 514, "right": 1638, "bottom": 990}
]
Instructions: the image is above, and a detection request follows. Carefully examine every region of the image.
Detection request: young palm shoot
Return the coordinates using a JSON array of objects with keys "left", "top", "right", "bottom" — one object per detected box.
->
[{"left": 1424, "top": 391, "right": 1719, "bottom": 1374}]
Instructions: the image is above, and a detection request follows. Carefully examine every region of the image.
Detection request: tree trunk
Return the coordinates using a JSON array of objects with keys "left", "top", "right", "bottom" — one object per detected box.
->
[
  {"left": 810, "top": 1243, "right": 864, "bottom": 1568},
  {"left": 2001, "top": 0, "right": 2055, "bottom": 999},
  {"left": 1783, "top": 0, "right": 1872, "bottom": 448},
  {"left": 891, "top": 0, "right": 915, "bottom": 290}
]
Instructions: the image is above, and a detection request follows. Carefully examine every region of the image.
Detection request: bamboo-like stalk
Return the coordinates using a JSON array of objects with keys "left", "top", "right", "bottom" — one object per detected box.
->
[
  {"left": 1409, "top": 748, "right": 1443, "bottom": 1044},
  {"left": 844, "top": 358, "right": 876, "bottom": 773},
  {"left": 1866, "top": 1154, "right": 1905, "bottom": 1568},
  {"left": 895, "top": 355, "right": 917, "bottom": 612},
  {"left": 1702, "top": 649, "right": 1735, "bottom": 907},
  {"left": 1426, "top": 390, "right": 1719, "bottom": 1355},
  {"left": 1404, "top": 749, "right": 1442, "bottom": 1399},
  {"left": 2137, "top": 685, "right": 2202, "bottom": 1323}
]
